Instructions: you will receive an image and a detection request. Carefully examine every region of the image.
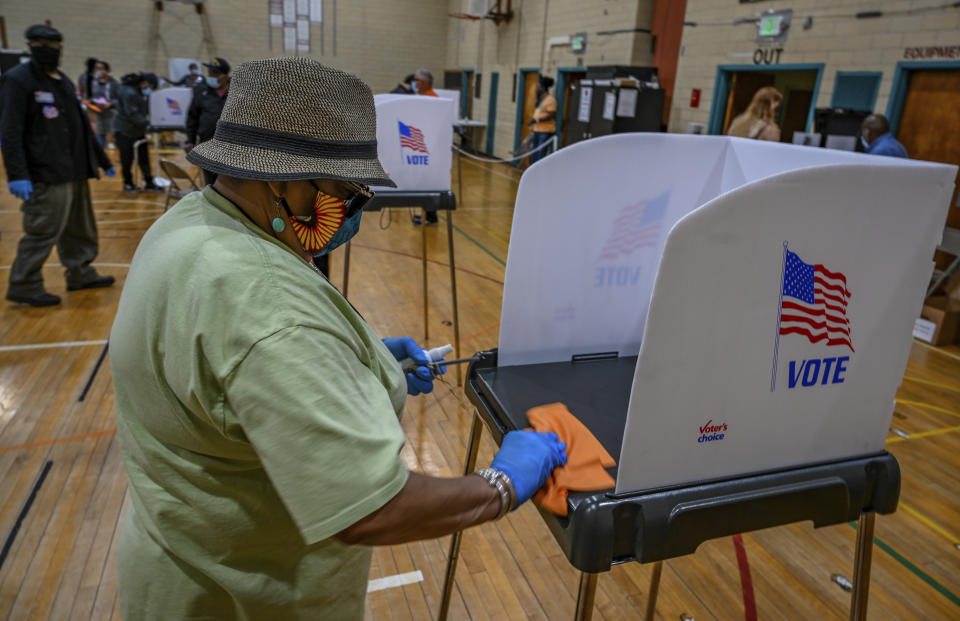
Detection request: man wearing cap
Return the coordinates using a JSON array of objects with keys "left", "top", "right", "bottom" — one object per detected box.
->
[
  {"left": 185, "top": 57, "right": 230, "bottom": 185},
  {"left": 0, "top": 25, "right": 117, "bottom": 307},
  {"left": 110, "top": 56, "right": 566, "bottom": 619}
]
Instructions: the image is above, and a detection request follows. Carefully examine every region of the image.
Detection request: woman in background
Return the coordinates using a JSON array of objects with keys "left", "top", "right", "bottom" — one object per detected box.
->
[{"left": 727, "top": 86, "right": 783, "bottom": 142}]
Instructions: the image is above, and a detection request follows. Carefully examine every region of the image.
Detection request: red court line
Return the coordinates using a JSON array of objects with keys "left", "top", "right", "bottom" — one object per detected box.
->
[
  {"left": 350, "top": 243, "right": 505, "bottom": 286},
  {"left": 462, "top": 323, "right": 499, "bottom": 344},
  {"left": 0, "top": 429, "right": 116, "bottom": 453},
  {"left": 732, "top": 534, "right": 758, "bottom": 621}
]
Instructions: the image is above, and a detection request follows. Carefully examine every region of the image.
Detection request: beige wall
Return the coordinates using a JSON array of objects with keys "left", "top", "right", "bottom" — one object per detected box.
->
[
  {"left": 2, "top": 0, "right": 448, "bottom": 94},
  {"left": 446, "top": 0, "right": 656, "bottom": 159},
  {"left": 670, "top": 0, "right": 960, "bottom": 135}
]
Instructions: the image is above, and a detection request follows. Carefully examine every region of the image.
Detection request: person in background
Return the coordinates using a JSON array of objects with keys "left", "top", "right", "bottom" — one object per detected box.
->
[
  {"left": 88, "top": 60, "right": 119, "bottom": 148},
  {"left": 726, "top": 86, "right": 783, "bottom": 142},
  {"left": 414, "top": 68, "right": 438, "bottom": 97},
  {"left": 167, "top": 62, "right": 203, "bottom": 87},
  {"left": 0, "top": 25, "right": 116, "bottom": 307},
  {"left": 114, "top": 72, "right": 160, "bottom": 192},
  {"left": 185, "top": 57, "right": 230, "bottom": 185},
  {"left": 77, "top": 56, "right": 100, "bottom": 99},
  {"left": 390, "top": 73, "right": 415, "bottom": 95},
  {"left": 860, "top": 114, "right": 908, "bottom": 158},
  {"left": 527, "top": 75, "right": 557, "bottom": 165}
]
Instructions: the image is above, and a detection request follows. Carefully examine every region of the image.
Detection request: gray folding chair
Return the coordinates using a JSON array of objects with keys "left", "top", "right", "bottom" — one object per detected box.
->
[
  {"left": 158, "top": 159, "right": 201, "bottom": 211},
  {"left": 927, "top": 227, "right": 960, "bottom": 298}
]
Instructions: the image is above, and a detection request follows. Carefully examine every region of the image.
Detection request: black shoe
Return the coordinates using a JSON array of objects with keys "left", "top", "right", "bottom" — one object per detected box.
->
[
  {"left": 143, "top": 183, "right": 163, "bottom": 192},
  {"left": 123, "top": 184, "right": 138, "bottom": 192},
  {"left": 6, "top": 291, "right": 61, "bottom": 307},
  {"left": 412, "top": 214, "right": 423, "bottom": 226},
  {"left": 67, "top": 275, "right": 115, "bottom": 291}
]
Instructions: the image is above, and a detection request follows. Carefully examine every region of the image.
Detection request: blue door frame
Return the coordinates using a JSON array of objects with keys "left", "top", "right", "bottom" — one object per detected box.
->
[
  {"left": 708, "top": 64, "right": 825, "bottom": 135},
  {"left": 887, "top": 61, "right": 960, "bottom": 135},
  {"left": 830, "top": 71, "right": 882, "bottom": 110},
  {"left": 460, "top": 69, "right": 475, "bottom": 118},
  {"left": 486, "top": 72, "right": 499, "bottom": 154},
  {"left": 514, "top": 67, "right": 539, "bottom": 154},
  {"left": 555, "top": 67, "right": 584, "bottom": 147}
]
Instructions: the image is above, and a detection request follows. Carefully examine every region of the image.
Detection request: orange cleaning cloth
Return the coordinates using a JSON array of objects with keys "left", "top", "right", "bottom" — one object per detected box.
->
[{"left": 527, "top": 403, "right": 616, "bottom": 516}]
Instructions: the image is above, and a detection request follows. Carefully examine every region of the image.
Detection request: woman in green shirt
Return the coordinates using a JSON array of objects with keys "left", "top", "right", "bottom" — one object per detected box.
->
[{"left": 110, "top": 57, "right": 566, "bottom": 620}]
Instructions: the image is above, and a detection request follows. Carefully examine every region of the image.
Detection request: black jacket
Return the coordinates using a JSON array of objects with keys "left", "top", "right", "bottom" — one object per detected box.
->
[
  {"left": 0, "top": 60, "right": 111, "bottom": 183},
  {"left": 112, "top": 83, "right": 149, "bottom": 138},
  {"left": 185, "top": 83, "right": 227, "bottom": 145}
]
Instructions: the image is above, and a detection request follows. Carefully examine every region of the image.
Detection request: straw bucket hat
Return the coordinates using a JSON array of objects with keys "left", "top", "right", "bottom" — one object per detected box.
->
[{"left": 187, "top": 56, "right": 395, "bottom": 187}]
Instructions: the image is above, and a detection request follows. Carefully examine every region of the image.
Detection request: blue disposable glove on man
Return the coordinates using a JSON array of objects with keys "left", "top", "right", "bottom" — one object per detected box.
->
[
  {"left": 491, "top": 430, "right": 568, "bottom": 506},
  {"left": 104, "top": 167, "right": 116, "bottom": 177},
  {"left": 9, "top": 180, "right": 33, "bottom": 201},
  {"left": 382, "top": 336, "right": 439, "bottom": 395}
]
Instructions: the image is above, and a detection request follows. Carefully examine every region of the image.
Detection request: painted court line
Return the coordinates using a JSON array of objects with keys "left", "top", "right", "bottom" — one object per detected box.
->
[
  {"left": 902, "top": 375, "right": 960, "bottom": 393},
  {"left": 0, "top": 429, "right": 116, "bottom": 453},
  {"left": 0, "top": 340, "right": 108, "bottom": 353},
  {"left": 887, "top": 424, "right": 960, "bottom": 443},
  {"left": 0, "top": 262, "right": 131, "bottom": 270},
  {"left": 0, "top": 461, "right": 53, "bottom": 570},
  {"left": 898, "top": 502, "right": 960, "bottom": 547},
  {"left": 367, "top": 570, "right": 423, "bottom": 593},
  {"left": 895, "top": 399, "right": 960, "bottom": 419},
  {"left": 914, "top": 339, "right": 960, "bottom": 362}
]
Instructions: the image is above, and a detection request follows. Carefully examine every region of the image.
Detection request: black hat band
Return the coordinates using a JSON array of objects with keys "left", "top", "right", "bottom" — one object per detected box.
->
[{"left": 214, "top": 121, "right": 379, "bottom": 159}]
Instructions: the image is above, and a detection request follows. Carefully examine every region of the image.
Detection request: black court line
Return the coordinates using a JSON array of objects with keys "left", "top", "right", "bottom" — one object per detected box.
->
[
  {"left": 0, "top": 460, "right": 53, "bottom": 571},
  {"left": 78, "top": 342, "right": 109, "bottom": 402}
]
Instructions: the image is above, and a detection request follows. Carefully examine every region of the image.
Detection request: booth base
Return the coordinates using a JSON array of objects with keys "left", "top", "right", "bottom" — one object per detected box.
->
[{"left": 437, "top": 349, "right": 901, "bottom": 621}]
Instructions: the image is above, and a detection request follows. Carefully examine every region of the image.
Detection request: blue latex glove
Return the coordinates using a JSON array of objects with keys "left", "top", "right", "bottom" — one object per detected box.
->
[
  {"left": 491, "top": 430, "right": 568, "bottom": 506},
  {"left": 382, "top": 337, "right": 435, "bottom": 395},
  {"left": 104, "top": 167, "right": 116, "bottom": 177},
  {"left": 9, "top": 180, "right": 33, "bottom": 201}
]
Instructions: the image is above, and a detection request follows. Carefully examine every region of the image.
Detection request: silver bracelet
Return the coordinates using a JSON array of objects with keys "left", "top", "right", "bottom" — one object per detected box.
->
[{"left": 473, "top": 468, "right": 516, "bottom": 520}]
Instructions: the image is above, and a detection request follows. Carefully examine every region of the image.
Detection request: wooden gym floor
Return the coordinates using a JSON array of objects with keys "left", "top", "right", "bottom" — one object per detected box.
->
[{"left": 0, "top": 150, "right": 959, "bottom": 620}]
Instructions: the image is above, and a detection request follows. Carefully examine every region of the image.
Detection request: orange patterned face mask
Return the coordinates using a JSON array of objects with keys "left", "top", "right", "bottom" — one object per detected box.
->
[{"left": 278, "top": 181, "right": 373, "bottom": 256}]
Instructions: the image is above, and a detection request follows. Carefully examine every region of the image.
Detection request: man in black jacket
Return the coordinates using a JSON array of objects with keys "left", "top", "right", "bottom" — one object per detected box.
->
[
  {"left": 114, "top": 72, "right": 160, "bottom": 192},
  {"left": 0, "top": 25, "right": 117, "bottom": 307},
  {"left": 185, "top": 57, "right": 230, "bottom": 185}
]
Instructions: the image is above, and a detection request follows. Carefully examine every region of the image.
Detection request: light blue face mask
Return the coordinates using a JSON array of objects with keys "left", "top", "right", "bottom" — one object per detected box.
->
[
  {"left": 206, "top": 76, "right": 220, "bottom": 88},
  {"left": 315, "top": 209, "right": 362, "bottom": 256},
  {"left": 860, "top": 135, "right": 870, "bottom": 150},
  {"left": 142, "top": 87, "right": 152, "bottom": 96}
]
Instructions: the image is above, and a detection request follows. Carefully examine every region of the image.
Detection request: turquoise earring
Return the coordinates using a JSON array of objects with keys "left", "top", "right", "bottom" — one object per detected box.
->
[{"left": 271, "top": 217, "right": 286, "bottom": 233}]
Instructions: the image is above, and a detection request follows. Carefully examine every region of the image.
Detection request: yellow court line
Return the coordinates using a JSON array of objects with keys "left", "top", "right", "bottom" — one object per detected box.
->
[
  {"left": 895, "top": 399, "right": 960, "bottom": 420},
  {"left": 902, "top": 375, "right": 960, "bottom": 393},
  {"left": 914, "top": 339, "right": 960, "bottom": 362},
  {"left": 887, "top": 424, "right": 960, "bottom": 443},
  {"left": 898, "top": 502, "right": 960, "bottom": 546}
]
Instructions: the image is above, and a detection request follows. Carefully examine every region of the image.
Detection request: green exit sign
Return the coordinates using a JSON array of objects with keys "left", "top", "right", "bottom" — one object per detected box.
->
[
  {"left": 759, "top": 15, "right": 783, "bottom": 37},
  {"left": 571, "top": 32, "right": 587, "bottom": 54}
]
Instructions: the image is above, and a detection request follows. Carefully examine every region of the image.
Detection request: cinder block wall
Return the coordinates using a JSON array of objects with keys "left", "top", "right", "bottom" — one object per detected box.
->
[
  {"left": 2, "top": 0, "right": 448, "bottom": 94},
  {"left": 669, "top": 0, "right": 960, "bottom": 134},
  {"left": 447, "top": 0, "right": 656, "bottom": 160}
]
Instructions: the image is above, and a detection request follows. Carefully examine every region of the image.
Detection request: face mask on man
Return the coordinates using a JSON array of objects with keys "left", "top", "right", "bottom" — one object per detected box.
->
[
  {"left": 30, "top": 44, "right": 61, "bottom": 71},
  {"left": 860, "top": 135, "right": 870, "bottom": 150},
  {"left": 190, "top": 68, "right": 200, "bottom": 75},
  {"left": 410, "top": 81, "right": 418, "bottom": 92},
  {"left": 142, "top": 87, "right": 153, "bottom": 96},
  {"left": 206, "top": 76, "right": 221, "bottom": 88}
]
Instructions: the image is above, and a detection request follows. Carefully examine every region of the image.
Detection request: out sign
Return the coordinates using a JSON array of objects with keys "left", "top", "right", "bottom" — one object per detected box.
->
[{"left": 753, "top": 47, "right": 784, "bottom": 65}]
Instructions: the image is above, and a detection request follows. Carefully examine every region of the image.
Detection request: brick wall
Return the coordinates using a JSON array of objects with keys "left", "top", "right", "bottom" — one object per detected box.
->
[
  {"left": 669, "top": 0, "right": 960, "bottom": 134},
  {"left": 446, "top": 0, "right": 656, "bottom": 159},
  {"left": 3, "top": 0, "right": 448, "bottom": 94}
]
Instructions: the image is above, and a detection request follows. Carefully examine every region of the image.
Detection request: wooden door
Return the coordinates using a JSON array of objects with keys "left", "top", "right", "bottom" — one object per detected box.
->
[
  {"left": 519, "top": 72, "right": 539, "bottom": 144},
  {"left": 465, "top": 72, "right": 475, "bottom": 118},
  {"left": 897, "top": 69, "right": 960, "bottom": 229}
]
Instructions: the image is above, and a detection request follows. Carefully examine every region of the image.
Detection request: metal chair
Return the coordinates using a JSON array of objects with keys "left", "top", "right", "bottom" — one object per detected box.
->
[
  {"left": 158, "top": 159, "right": 201, "bottom": 211},
  {"left": 926, "top": 227, "right": 960, "bottom": 297}
]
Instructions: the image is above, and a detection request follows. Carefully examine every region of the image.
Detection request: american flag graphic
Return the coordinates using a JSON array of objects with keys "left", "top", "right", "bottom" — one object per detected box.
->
[
  {"left": 597, "top": 192, "right": 669, "bottom": 261},
  {"left": 398, "top": 121, "right": 428, "bottom": 153},
  {"left": 778, "top": 249, "right": 854, "bottom": 351},
  {"left": 166, "top": 98, "right": 183, "bottom": 115}
]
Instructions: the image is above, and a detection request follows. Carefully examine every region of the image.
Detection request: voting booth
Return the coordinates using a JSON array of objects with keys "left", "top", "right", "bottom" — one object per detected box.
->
[
  {"left": 439, "top": 134, "right": 957, "bottom": 620},
  {"left": 343, "top": 96, "right": 461, "bottom": 357}
]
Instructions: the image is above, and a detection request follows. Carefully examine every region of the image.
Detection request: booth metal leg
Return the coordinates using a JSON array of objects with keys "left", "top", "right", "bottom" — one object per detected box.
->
[
  {"left": 437, "top": 413, "right": 484, "bottom": 621},
  {"left": 342, "top": 241, "right": 352, "bottom": 298},
  {"left": 422, "top": 216, "right": 429, "bottom": 343},
  {"left": 850, "top": 512, "right": 876, "bottom": 621},
  {"left": 645, "top": 561, "right": 663, "bottom": 620},
  {"left": 445, "top": 212, "right": 462, "bottom": 385},
  {"left": 574, "top": 572, "right": 599, "bottom": 621}
]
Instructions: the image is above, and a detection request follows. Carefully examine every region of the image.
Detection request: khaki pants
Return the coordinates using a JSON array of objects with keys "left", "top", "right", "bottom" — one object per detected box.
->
[{"left": 7, "top": 180, "right": 100, "bottom": 297}]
